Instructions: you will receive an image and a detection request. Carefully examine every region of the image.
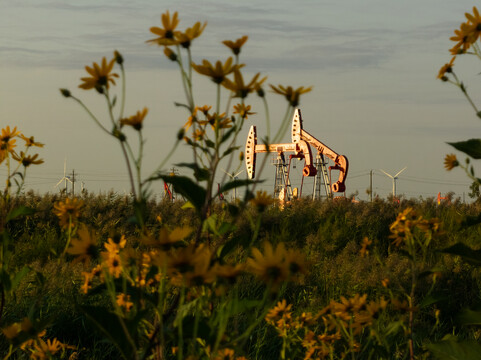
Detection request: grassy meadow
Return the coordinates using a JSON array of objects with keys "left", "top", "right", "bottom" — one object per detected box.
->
[{"left": 3, "top": 6, "right": 481, "bottom": 360}]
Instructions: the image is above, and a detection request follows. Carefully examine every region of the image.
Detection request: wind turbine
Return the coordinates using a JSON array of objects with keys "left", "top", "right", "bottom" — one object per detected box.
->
[
  {"left": 221, "top": 168, "right": 245, "bottom": 201},
  {"left": 55, "top": 158, "right": 72, "bottom": 194},
  {"left": 380, "top": 167, "right": 407, "bottom": 199}
]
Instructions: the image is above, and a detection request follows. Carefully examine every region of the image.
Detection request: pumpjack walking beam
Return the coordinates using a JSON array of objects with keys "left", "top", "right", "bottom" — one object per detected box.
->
[{"left": 291, "top": 108, "right": 349, "bottom": 193}]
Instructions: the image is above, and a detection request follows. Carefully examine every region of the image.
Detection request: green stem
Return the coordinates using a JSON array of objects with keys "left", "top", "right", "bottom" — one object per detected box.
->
[{"left": 71, "top": 96, "right": 111, "bottom": 136}]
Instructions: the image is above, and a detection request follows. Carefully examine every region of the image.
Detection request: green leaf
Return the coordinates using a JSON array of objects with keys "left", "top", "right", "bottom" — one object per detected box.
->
[
  {"left": 419, "top": 293, "right": 448, "bottom": 309},
  {"left": 427, "top": 336, "right": 481, "bottom": 360},
  {"left": 220, "top": 126, "right": 237, "bottom": 143},
  {"left": 175, "top": 162, "right": 210, "bottom": 182},
  {"left": 160, "top": 175, "right": 206, "bottom": 212},
  {"left": 441, "top": 242, "right": 481, "bottom": 266},
  {"left": 219, "top": 179, "right": 258, "bottom": 194},
  {"left": 6, "top": 205, "right": 35, "bottom": 222},
  {"left": 448, "top": 139, "right": 481, "bottom": 159},
  {"left": 222, "top": 146, "right": 240, "bottom": 158},
  {"left": 10, "top": 266, "right": 30, "bottom": 291},
  {"left": 457, "top": 308, "right": 481, "bottom": 325},
  {"left": 219, "top": 236, "right": 242, "bottom": 259},
  {"left": 205, "top": 139, "right": 215, "bottom": 148},
  {"left": 174, "top": 102, "right": 191, "bottom": 111},
  {"left": 80, "top": 305, "right": 137, "bottom": 360}
]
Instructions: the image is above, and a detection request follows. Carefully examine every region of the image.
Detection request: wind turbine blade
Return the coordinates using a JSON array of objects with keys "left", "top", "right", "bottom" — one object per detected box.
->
[
  {"left": 63, "top": 158, "right": 67, "bottom": 176},
  {"left": 220, "top": 168, "right": 234, "bottom": 179},
  {"left": 234, "top": 169, "right": 245, "bottom": 177},
  {"left": 394, "top": 166, "right": 407, "bottom": 178},
  {"left": 55, "top": 178, "right": 64, "bottom": 187},
  {"left": 380, "top": 169, "right": 394, "bottom": 179}
]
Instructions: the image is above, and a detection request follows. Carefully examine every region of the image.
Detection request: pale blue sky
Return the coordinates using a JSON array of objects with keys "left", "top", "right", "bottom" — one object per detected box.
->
[{"left": 1, "top": 0, "right": 480, "bottom": 200}]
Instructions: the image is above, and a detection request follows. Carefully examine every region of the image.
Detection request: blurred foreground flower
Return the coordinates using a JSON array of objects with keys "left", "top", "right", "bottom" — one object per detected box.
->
[
  {"left": 53, "top": 197, "right": 84, "bottom": 229},
  {"left": 269, "top": 84, "right": 312, "bottom": 107}
]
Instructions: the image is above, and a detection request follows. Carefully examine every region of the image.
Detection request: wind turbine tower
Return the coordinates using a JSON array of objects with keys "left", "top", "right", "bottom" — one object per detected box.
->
[
  {"left": 221, "top": 169, "right": 245, "bottom": 201},
  {"left": 380, "top": 167, "right": 407, "bottom": 199},
  {"left": 55, "top": 159, "right": 72, "bottom": 194}
]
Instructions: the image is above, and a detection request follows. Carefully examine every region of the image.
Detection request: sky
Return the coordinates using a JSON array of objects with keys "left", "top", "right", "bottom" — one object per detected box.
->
[{"left": 1, "top": 0, "right": 480, "bottom": 201}]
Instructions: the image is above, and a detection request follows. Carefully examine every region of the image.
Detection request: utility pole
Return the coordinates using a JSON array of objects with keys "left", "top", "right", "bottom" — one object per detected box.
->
[
  {"left": 370, "top": 170, "right": 373, "bottom": 202},
  {"left": 70, "top": 170, "right": 76, "bottom": 196}
]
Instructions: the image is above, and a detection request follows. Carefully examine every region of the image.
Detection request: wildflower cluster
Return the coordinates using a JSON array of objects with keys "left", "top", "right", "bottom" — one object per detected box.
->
[
  {"left": 0, "top": 126, "right": 44, "bottom": 196},
  {"left": 1, "top": 318, "right": 75, "bottom": 359},
  {"left": 265, "top": 295, "right": 389, "bottom": 359}
]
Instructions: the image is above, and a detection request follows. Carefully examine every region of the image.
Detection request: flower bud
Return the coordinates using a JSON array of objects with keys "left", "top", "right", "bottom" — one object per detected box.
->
[
  {"left": 114, "top": 50, "right": 124, "bottom": 65},
  {"left": 177, "top": 127, "right": 185, "bottom": 140},
  {"left": 60, "top": 88, "right": 71, "bottom": 98},
  {"left": 239, "top": 151, "right": 244, "bottom": 162},
  {"left": 164, "top": 47, "right": 177, "bottom": 62}
]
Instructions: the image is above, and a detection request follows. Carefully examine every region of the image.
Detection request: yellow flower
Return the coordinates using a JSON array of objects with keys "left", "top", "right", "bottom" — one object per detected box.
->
[
  {"left": 19, "top": 134, "right": 44, "bottom": 147},
  {"left": 0, "top": 126, "right": 19, "bottom": 160},
  {"left": 116, "top": 293, "right": 134, "bottom": 312},
  {"left": 212, "top": 348, "right": 235, "bottom": 360},
  {"left": 147, "top": 11, "right": 180, "bottom": 46},
  {"left": 104, "top": 234, "right": 127, "bottom": 254},
  {"left": 249, "top": 190, "right": 274, "bottom": 212},
  {"left": 141, "top": 226, "right": 193, "bottom": 250},
  {"left": 102, "top": 251, "right": 123, "bottom": 278},
  {"left": 53, "top": 197, "right": 83, "bottom": 229},
  {"left": 265, "top": 299, "right": 292, "bottom": 325},
  {"left": 79, "top": 57, "right": 119, "bottom": 92},
  {"left": 32, "top": 338, "right": 73, "bottom": 360},
  {"left": 67, "top": 225, "right": 98, "bottom": 265},
  {"left": 222, "top": 69, "right": 266, "bottom": 98},
  {"left": 381, "top": 278, "right": 389, "bottom": 288},
  {"left": 359, "top": 237, "right": 372, "bottom": 257},
  {"left": 222, "top": 35, "right": 248, "bottom": 55},
  {"left": 175, "top": 21, "right": 207, "bottom": 48},
  {"left": 449, "top": 22, "right": 476, "bottom": 55},
  {"left": 120, "top": 107, "right": 148, "bottom": 131},
  {"left": 2, "top": 322, "right": 21, "bottom": 339},
  {"left": 12, "top": 151, "right": 44, "bottom": 167},
  {"left": 269, "top": 84, "right": 313, "bottom": 107},
  {"left": 247, "top": 242, "right": 289, "bottom": 287},
  {"left": 233, "top": 103, "right": 256, "bottom": 119},
  {"left": 465, "top": 6, "right": 481, "bottom": 40},
  {"left": 437, "top": 57, "right": 455, "bottom": 80},
  {"left": 192, "top": 57, "right": 243, "bottom": 84},
  {"left": 444, "top": 153, "right": 459, "bottom": 171},
  {"left": 284, "top": 248, "right": 308, "bottom": 280},
  {"left": 167, "top": 244, "right": 209, "bottom": 285}
]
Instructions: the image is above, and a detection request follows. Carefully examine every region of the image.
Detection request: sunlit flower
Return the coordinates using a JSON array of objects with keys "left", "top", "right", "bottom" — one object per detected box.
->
[
  {"left": 437, "top": 57, "right": 455, "bottom": 80},
  {"left": 141, "top": 226, "right": 193, "bottom": 250},
  {"left": 12, "top": 151, "right": 44, "bottom": 167},
  {"left": 249, "top": 190, "right": 275, "bottom": 212},
  {"left": 53, "top": 197, "right": 84, "bottom": 229},
  {"left": 223, "top": 35, "right": 248, "bottom": 55},
  {"left": 359, "top": 237, "right": 372, "bottom": 257},
  {"left": 0, "top": 126, "right": 19, "bottom": 158},
  {"left": 192, "top": 57, "right": 243, "bottom": 84},
  {"left": 104, "top": 234, "right": 127, "bottom": 254},
  {"left": 19, "top": 134, "right": 44, "bottom": 148},
  {"left": 199, "top": 112, "right": 232, "bottom": 130},
  {"left": 222, "top": 69, "right": 266, "bottom": 98},
  {"left": 265, "top": 299, "right": 292, "bottom": 325},
  {"left": 233, "top": 103, "right": 256, "bottom": 119},
  {"left": 465, "top": 6, "right": 481, "bottom": 40},
  {"left": 444, "top": 153, "right": 459, "bottom": 171},
  {"left": 32, "top": 338, "right": 73, "bottom": 360},
  {"left": 214, "top": 263, "right": 244, "bottom": 284},
  {"left": 449, "top": 22, "right": 476, "bottom": 55},
  {"left": 175, "top": 21, "right": 207, "bottom": 48},
  {"left": 147, "top": 11, "right": 180, "bottom": 46},
  {"left": 247, "top": 242, "right": 289, "bottom": 287},
  {"left": 269, "top": 84, "right": 312, "bottom": 107},
  {"left": 212, "top": 348, "right": 235, "bottom": 360},
  {"left": 381, "top": 278, "right": 389, "bottom": 288},
  {"left": 67, "top": 225, "right": 98, "bottom": 265},
  {"left": 102, "top": 251, "right": 123, "bottom": 278},
  {"left": 116, "top": 293, "right": 134, "bottom": 312},
  {"left": 2, "top": 322, "right": 20, "bottom": 339},
  {"left": 79, "top": 57, "right": 119, "bottom": 92},
  {"left": 120, "top": 107, "right": 148, "bottom": 131}
]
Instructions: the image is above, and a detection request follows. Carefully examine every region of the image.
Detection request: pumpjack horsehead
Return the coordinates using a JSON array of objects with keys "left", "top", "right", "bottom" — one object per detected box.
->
[{"left": 244, "top": 108, "right": 349, "bottom": 197}]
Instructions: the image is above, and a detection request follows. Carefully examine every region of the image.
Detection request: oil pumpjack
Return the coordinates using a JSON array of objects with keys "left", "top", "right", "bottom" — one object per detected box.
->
[{"left": 245, "top": 108, "right": 349, "bottom": 201}]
